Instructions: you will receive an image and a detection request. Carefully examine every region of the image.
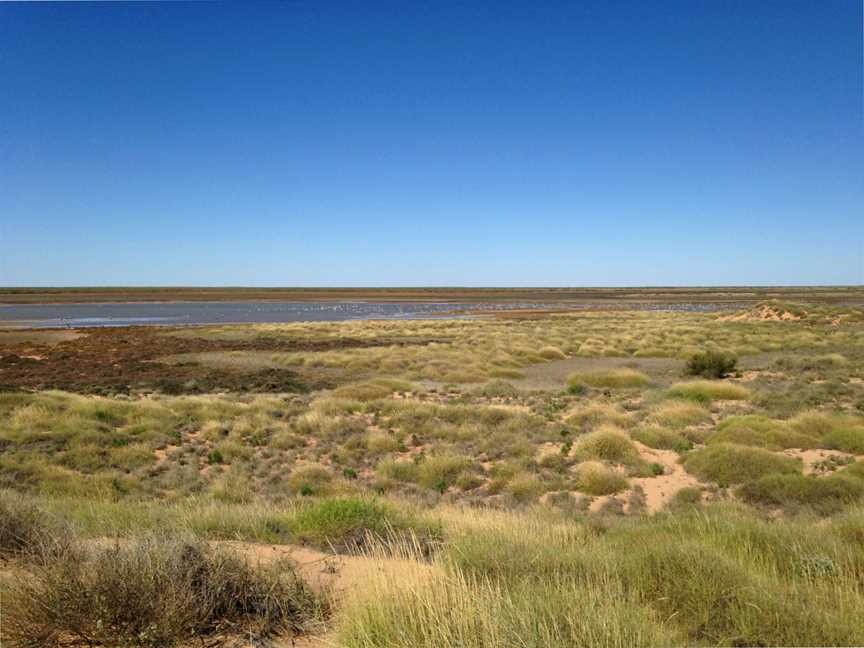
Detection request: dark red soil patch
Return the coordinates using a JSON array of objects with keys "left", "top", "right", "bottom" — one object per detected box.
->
[{"left": 0, "top": 327, "right": 439, "bottom": 395}]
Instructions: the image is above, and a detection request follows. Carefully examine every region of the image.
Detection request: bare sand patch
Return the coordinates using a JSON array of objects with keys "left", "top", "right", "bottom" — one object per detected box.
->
[
  {"left": 628, "top": 441, "right": 702, "bottom": 513},
  {"left": 781, "top": 449, "right": 857, "bottom": 475}
]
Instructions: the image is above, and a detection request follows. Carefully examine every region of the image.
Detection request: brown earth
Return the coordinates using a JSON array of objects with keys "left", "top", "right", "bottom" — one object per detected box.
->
[
  {"left": 0, "top": 326, "right": 440, "bottom": 395},
  {"left": 4, "top": 286, "right": 864, "bottom": 305}
]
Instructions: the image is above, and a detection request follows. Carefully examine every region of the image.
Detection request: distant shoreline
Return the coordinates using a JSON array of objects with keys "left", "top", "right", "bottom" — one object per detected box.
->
[{"left": 1, "top": 286, "right": 863, "bottom": 306}]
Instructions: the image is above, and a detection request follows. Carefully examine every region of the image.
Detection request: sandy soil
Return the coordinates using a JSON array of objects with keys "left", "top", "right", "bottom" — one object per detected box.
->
[
  {"left": 782, "top": 448, "right": 857, "bottom": 475},
  {"left": 630, "top": 441, "right": 702, "bottom": 512}
]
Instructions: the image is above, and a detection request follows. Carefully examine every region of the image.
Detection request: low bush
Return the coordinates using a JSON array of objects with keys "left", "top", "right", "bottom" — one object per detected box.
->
[
  {"left": 683, "top": 444, "right": 800, "bottom": 486},
  {"left": 823, "top": 426, "right": 864, "bottom": 454},
  {"left": 3, "top": 533, "right": 324, "bottom": 646},
  {"left": 0, "top": 491, "right": 71, "bottom": 561},
  {"left": 685, "top": 350, "right": 737, "bottom": 378}
]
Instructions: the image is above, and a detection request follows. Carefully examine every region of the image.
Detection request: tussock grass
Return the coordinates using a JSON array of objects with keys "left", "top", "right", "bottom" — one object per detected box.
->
[
  {"left": 683, "top": 444, "right": 801, "bottom": 486},
  {"left": 538, "top": 345, "right": 567, "bottom": 360},
  {"left": 573, "top": 426, "right": 639, "bottom": 463},
  {"left": 337, "top": 504, "right": 864, "bottom": 647},
  {"left": 565, "top": 403, "right": 633, "bottom": 430},
  {"left": 667, "top": 380, "right": 751, "bottom": 403},
  {"left": 630, "top": 426, "right": 693, "bottom": 453},
  {"left": 647, "top": 400, "right": 711, "bottom": 427},
  {"left": 739, "top": 473, "right": 864, "bottom": 515},
  {"left": 568, "top": 368, "right": 650, "bottom": 389},
  {"left": 708, "top": 415, "right": 817, "bottom": 450},
  {"left": 575, "top": 461, "right": 628, "bottom": 495}
]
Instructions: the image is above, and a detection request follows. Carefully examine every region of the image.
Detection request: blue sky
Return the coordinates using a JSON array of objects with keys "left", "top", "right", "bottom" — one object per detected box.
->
[{"left": 1, "top": 1, "right": 861, "bottom": 286}]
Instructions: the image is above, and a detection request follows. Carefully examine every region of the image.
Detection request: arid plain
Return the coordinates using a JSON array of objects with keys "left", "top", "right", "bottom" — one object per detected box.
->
[{"left": 2, "top": 291, "right": 864, "bottom": 647}]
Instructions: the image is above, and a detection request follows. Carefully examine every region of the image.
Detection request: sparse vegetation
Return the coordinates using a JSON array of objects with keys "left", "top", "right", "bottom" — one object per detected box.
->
[{"left": 3, "top": 299, "right": 864, "bottom": 645}]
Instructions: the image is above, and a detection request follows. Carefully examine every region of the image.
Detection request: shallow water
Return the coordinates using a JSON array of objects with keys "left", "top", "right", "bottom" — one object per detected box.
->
[
  {"left": 0, "top": 301, "right": 521, "bottom": 328},
  {"left": 0, "top": 300, "right": 738, "bottom": 329}
]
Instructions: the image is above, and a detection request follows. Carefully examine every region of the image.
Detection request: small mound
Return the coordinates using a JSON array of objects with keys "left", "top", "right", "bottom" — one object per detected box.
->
[{"left": 722, "top": 302, "right": 804, "bottom": 323}]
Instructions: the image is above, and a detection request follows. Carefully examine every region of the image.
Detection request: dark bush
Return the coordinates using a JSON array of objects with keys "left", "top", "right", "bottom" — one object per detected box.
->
[
  {"left": 0, "top": 491, "right": 73, "bottom": 562},
  {"left": 3, "top": 533, "right": 325, "bottom": 647},
  {"left": 686, "top": 350, "right": 738, "bottom": 378}
]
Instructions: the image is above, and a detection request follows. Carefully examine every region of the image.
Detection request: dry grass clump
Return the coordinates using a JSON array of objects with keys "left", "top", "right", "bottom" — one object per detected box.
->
[
  {"left": 708, "top": 415, "right": 818, "bottom": 450},
  {"left": 286, "top": 464, "right": 334, "bottom": 496},
  {"left": 683, "top": 444, "right": 801, "bottom": 486},
  {"left": 573, "top": 426, "right": 639, "bottom": 463},
  {"left": 473, "top": 379, "right": 520, "bottom": 398},
  {"left": 667, "top": 380, "right": 750, "bottom": 403},
  {"left": 568, "top": 368, "right": 650, "bottom": 389},
  {"left": 376, "top": 454, "right": 476, "bottom": 493},
  {"left": 647, "top": 400, "right": 711, "bottom": 427},
  {"left": 566, "top": 403, "right": 633, "bottom": 430},
  {"left": 504, "top": 472, "right": 547, "bottom": 502},
  {"left": 630, "top": 427, "right": 693, "bottom": 453},
  {"left": 333, "top": 379, "right": 415, "bottom": 402},
  {"left": 3, "top": 532, "right": 324, "bottom": 647},
  {"left": 538, "top": 345, "right": 567, "bottom": 360},
  {"left": 0, "top": 491, "right": 72, "bottom": 561},
  {"left": 575, "top": 461, "right": 629, "bottom": 495}
]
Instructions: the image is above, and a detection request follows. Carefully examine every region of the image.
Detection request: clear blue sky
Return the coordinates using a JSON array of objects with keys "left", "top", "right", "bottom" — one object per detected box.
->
[{"left": 1, "top": 1, "right": 861, "bottom": 287}]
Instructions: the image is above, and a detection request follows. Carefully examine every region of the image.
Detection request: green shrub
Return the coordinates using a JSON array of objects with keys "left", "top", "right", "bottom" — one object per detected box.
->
[
  {"left": 683, "top": 444, "right": 800, "bottom": 486},
  {"left": 823, "top": 426, "right": 864, "bottom": 454},
  {"left": 631, "top": 427, "right": 693, "bottom": 453},
  {"left": 739, "top": 473, "right": 864, "bottom": 515},
  {"left": 685, "top": 350, "right": 737, "bottom": 378},
  {"left": 289, "top": 497, "right": 437, "bottom": 550},
  {"left": 708, "top": 415, "right": 817, "bottom": 450}
]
